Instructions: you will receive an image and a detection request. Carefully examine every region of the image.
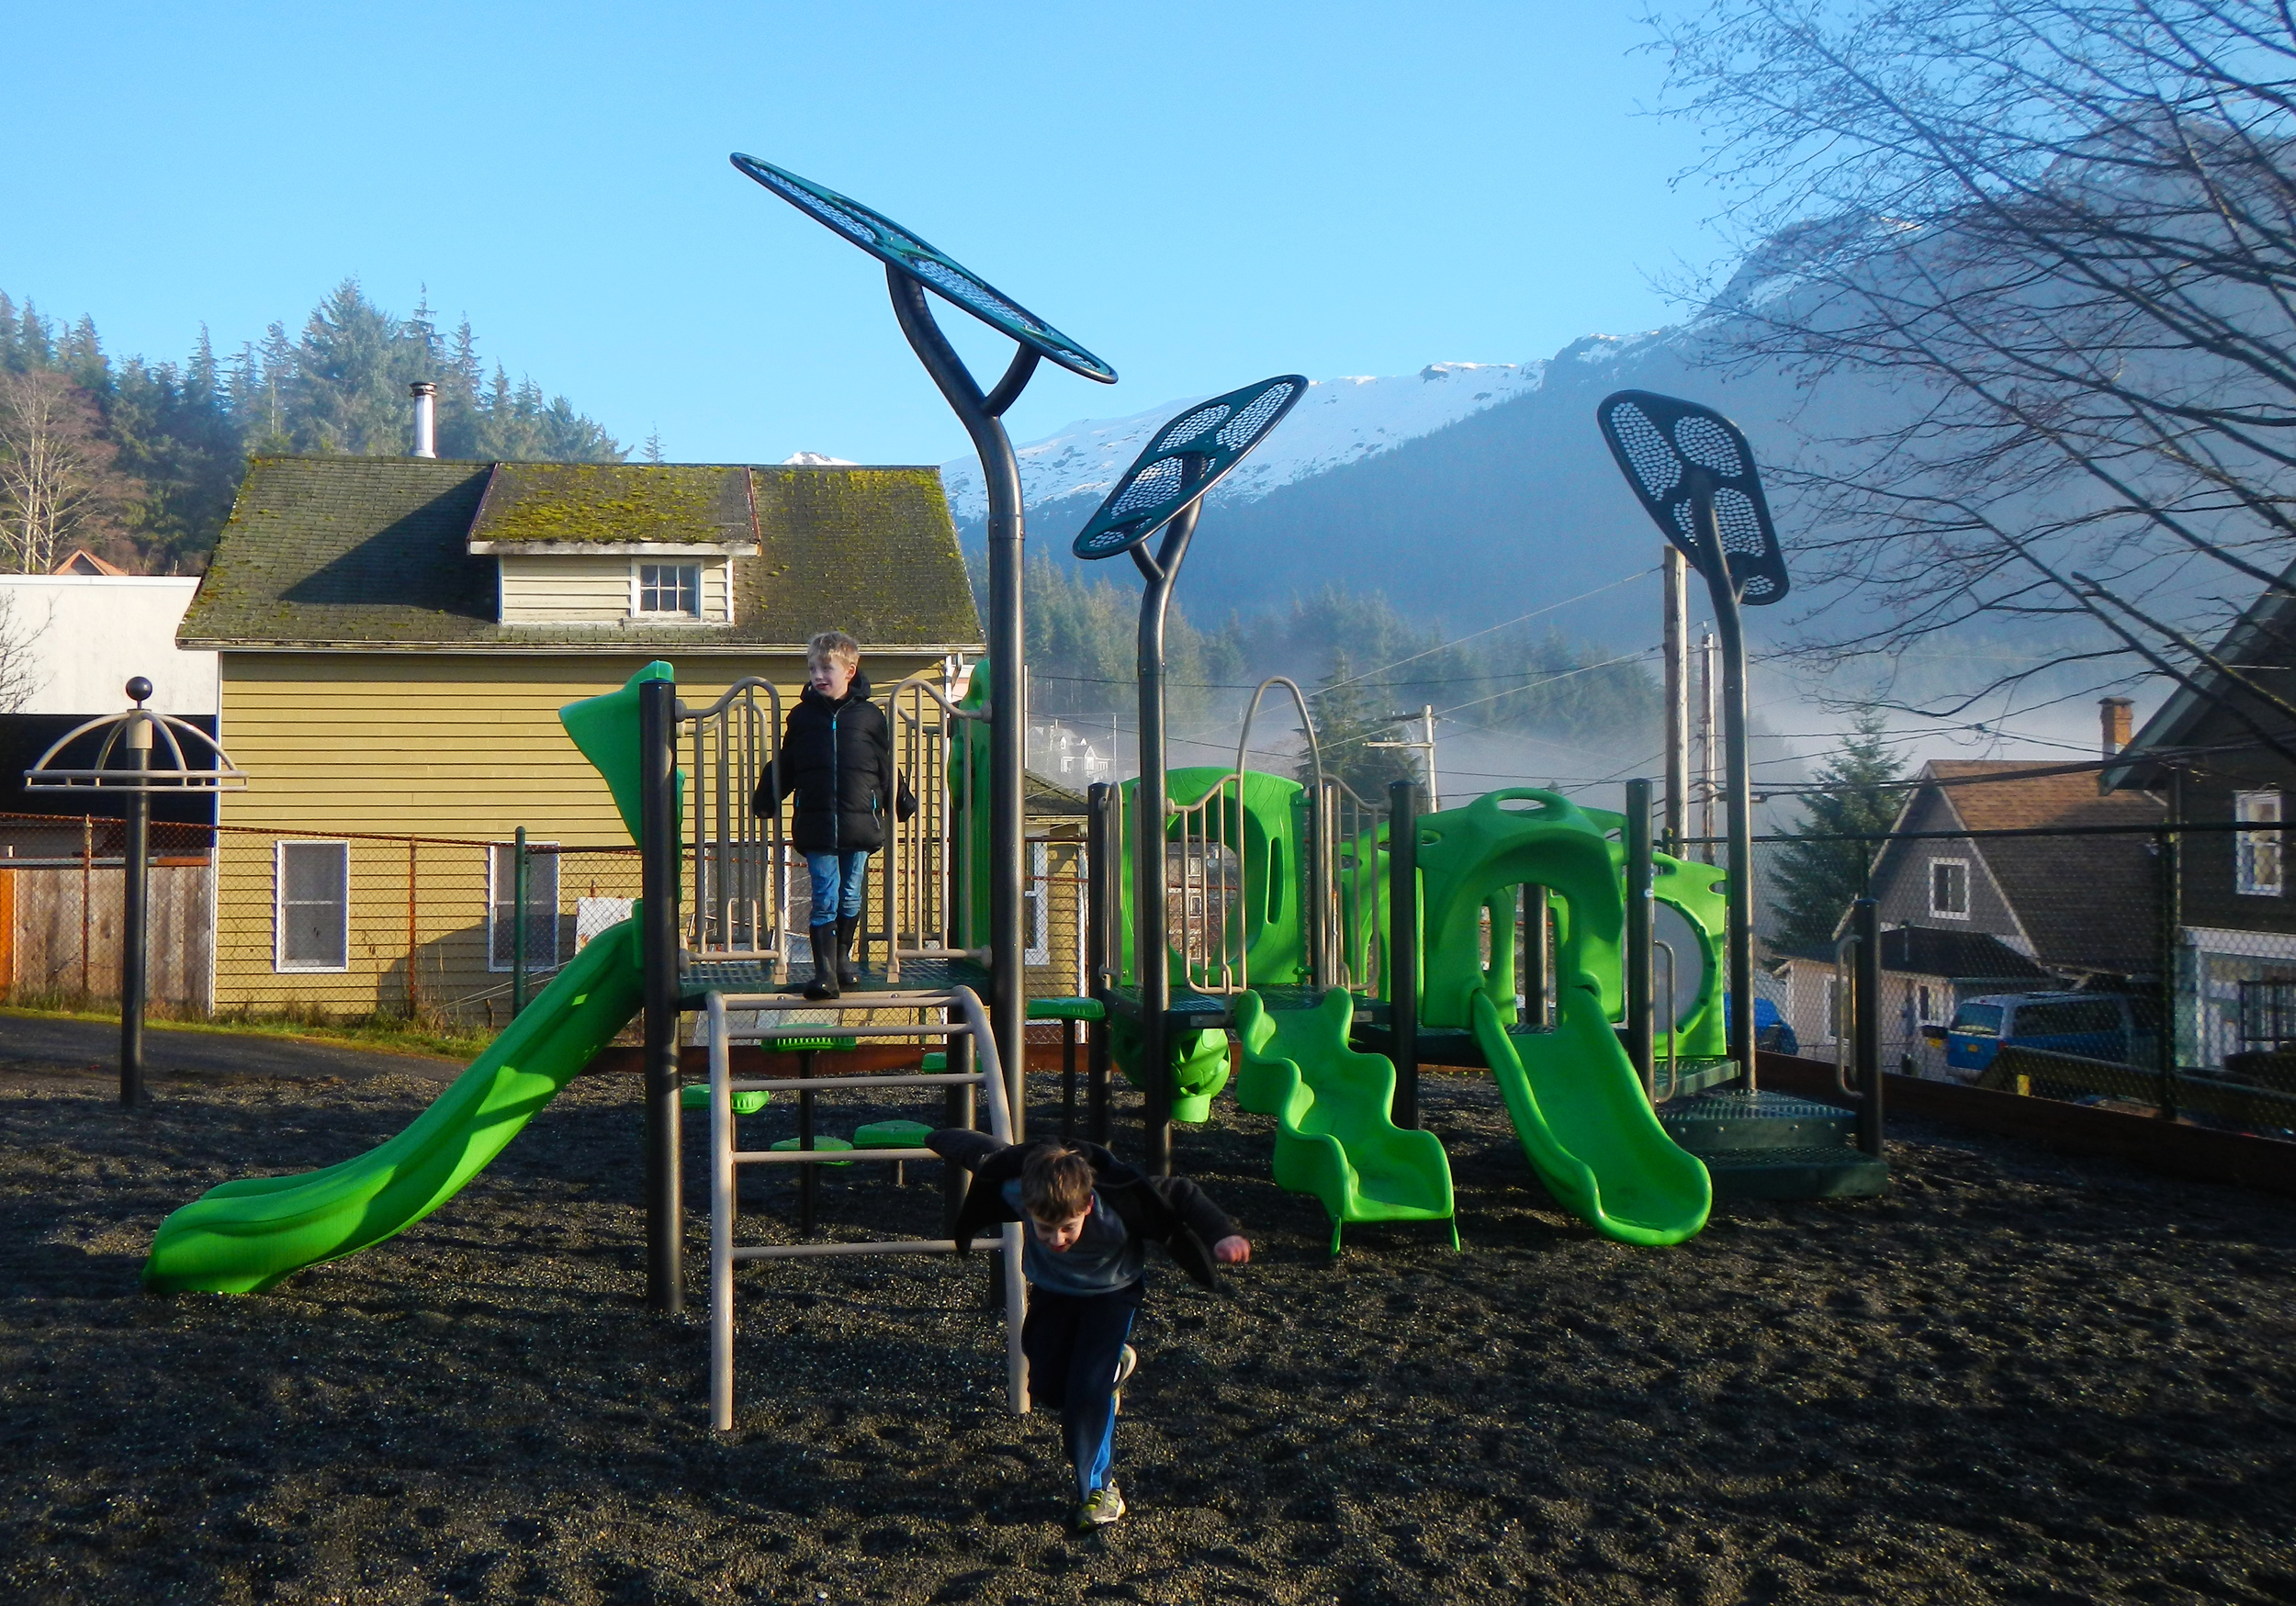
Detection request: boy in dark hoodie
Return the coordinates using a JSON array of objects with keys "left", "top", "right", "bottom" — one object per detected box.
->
[
  {"left": 752, "top": 630, "right": 913, "bottom": 998},
  {"left": 931, "top": 1129, "right": 1249, "bottom": 1532}
]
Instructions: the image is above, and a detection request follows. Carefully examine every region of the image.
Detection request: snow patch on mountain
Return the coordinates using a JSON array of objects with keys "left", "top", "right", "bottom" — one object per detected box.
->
[{"left": 939, "top": 360, "right": 1548, "bottom": 523}]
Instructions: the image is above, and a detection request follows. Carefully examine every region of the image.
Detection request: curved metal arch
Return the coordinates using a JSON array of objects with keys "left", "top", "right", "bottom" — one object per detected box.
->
[
  {"left": 26, "top": 708, "right": 245, "bottom": 792},
  {"left": 1234, "top": 674, "right": 1322, "bottom": 794}
]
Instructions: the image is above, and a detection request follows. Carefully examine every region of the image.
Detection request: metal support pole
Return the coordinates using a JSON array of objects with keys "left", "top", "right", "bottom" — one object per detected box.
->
[
  {"left": 943, "top": 1028, "right": 974, "bottom": 1235},
  {"left": 1693, "top": 479, "right": 1759, "bottom": 1092},
  {"left": 1388, "top": 779, "right": 1421, "bottom": 1129},
  {"left": 1132, "top": 503, "right": 1200, "bottom": 1176},
  {"left": 1624, "top": 778, "right": 1654, "bottom": 1097},
  {"left": 2158, "top": 769, "right": 2182, "bottom": 1121},
  {"left": 886, "top": 268, "right": 1033, "bottom": 1149},
  {"left": 119, "top": 715, "right": 151, "bottom": 1107},
  {"left": 1852, "top": 897, "right": 1884, "bottom": 1158},
  {"left": 797, "top": 1048, "right": 817, "bottom": 1237},
  {"left": 1661, "top": 548, "right": 1689, "bottom": 856},
  {"left": 1698, "top": 631, "right": 1719, "bottom": 864},
  {"left": 639, "top": 675, "right": 683, "bottom": 1314},
  {"left": 512, "top": 825, "right": 528, "bottom": 1016},
  {"left": 1085, "top": 781, "right": 1113, "bottom": 1143},
  {"left": 1524, "top": 884, "right": 1549, "bottom": 1028}
]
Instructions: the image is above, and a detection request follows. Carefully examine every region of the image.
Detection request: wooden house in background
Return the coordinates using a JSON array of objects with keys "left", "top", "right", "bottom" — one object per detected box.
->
[
  {"left": 178, "top": 455, "right": 983, "bottom": 1021},
  {"left": 2106, "top": 570, "right": 2296, "bottom": 1066}
]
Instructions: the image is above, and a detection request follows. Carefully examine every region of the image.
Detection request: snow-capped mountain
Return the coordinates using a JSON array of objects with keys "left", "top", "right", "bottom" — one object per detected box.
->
[{"left": 940, "top": 362, "right": 1546, "bottom": 525}]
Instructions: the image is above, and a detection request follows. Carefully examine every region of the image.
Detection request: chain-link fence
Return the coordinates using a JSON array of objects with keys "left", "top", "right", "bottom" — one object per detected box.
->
[
  {"left": 0, "top": 810, "right": 1097, "bottom": 1036},
  {"left": 1711, "top": 812, "right": 2296, "bottom": 1139}
]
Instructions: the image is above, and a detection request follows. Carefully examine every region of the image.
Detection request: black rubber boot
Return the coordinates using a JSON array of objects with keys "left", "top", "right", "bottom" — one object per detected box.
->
[
  {"left": 804, "top": 924, "right": 840, "bottom": 1000},
  {"left": 835, "top": 914, "right": 862, "bottom": 988}
]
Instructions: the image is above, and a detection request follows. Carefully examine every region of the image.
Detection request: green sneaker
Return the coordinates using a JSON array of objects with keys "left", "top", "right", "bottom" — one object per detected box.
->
[{"left": 1075, "top": 1483, "right": 1126, "bottom": 1532}]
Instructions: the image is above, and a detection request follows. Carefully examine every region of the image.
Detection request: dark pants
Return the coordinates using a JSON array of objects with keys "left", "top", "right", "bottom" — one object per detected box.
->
[{"left": 1022, "top": 1281, "right": 1142, "bottom": 1501}]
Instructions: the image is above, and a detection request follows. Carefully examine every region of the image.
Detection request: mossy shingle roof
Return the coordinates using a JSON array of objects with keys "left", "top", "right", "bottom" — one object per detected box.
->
[{"left": 179, "top": 457, "right": 983, "bottom": 651}]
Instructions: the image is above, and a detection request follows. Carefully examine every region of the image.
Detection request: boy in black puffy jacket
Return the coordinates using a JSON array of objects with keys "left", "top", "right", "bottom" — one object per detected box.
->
[
  {"left": 752, "top": 630, "right": 913, "bottom": 998},
  {"left": 931, "top": 1130, "right": 1250, "bottom": 1533}
]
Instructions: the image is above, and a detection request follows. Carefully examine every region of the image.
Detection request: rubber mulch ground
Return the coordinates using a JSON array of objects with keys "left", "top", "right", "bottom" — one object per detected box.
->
[{"left": 4, "top": 1058, "right": 2295, "bottom": 1605}]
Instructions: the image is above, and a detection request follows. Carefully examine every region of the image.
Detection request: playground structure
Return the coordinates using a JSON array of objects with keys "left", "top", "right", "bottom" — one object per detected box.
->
[{"left": 131, "top": 160, "right": 1894, "bottom": 1433}]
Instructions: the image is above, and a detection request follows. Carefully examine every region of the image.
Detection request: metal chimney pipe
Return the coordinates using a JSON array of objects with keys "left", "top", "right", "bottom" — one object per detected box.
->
[{"left": 410, "top": 381, "right": 437, "bottom": 458}]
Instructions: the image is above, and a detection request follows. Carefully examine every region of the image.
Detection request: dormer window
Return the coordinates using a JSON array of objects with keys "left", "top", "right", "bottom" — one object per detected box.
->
[{"left": 636, "top": 563, "right": 702, "bottom": 618}]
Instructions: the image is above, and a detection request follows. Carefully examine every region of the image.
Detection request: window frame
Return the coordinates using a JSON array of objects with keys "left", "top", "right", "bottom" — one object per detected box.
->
[
  {"left": 275, "top": 838, "right": 351, "bottom": 973},
  {"left": 1928, "top": 857, "right": 1972, "bottom": 920},
  {"left": 630, "top": 561, "right": 703, "bottom": 620},
  {"left": 2235, "top": 789, "right": 2284, "bottom": 897},
  {"left": 1023, "top": 840, "right": 1051, "bottom": 966},
  {"left": 488, "top": 839, "right": 562, "bottom": 972}
]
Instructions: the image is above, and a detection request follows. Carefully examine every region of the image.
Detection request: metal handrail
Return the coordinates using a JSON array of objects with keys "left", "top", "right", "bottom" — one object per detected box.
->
[
  {"left": 882, "top": 665, "right": 984, "bottom": 982},
  {"left": 1168, "top": 771, "right": 1248, "bottom": 994},
  {"left": 707, "top": 982, "right": 1025, "bottom": 1432},
  {"left": 1654, "top": 938, "right": 1680, "bottom": 1102},
  {"left": 680, "top": 678, "right": 788, "bottom": 980},
  {"left": 1312, "top": 774, "right": 1389, "bottom": 994}
]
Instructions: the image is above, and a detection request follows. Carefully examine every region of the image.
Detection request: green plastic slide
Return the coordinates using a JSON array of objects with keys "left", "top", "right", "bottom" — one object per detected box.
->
[
  {"left": 141, "top": 662, "right": 675, "bottom": 1295},
  {"left": 1468, "top": 987, "right": 1711, "bottom": 1247},
  {"left": 1232, "top": 989, "right": 1456, "bottom": 1255},
  {"left": 142, "top": 918, "right": 647, "bottom": 1292}
]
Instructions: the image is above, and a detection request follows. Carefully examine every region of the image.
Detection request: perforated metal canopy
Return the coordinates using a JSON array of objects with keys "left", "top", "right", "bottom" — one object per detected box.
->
[
  {"left": 1073, "top": 376, "right": 1308, "bottom": 559},
  {"left": 730, "top": 153, "right": 1115, "bottom": 385},
  {"left": 1596, "top": 390, "right": 1789, "bottom": 606}
]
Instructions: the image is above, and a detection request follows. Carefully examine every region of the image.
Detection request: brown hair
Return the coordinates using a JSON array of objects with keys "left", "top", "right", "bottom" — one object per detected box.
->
[{"left": 1019, "top": 1142, "right": 1095, "bottom": 1222}]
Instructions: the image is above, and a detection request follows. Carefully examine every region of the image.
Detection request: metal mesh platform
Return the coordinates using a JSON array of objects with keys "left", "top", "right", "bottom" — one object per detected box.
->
[{"left": 681, "top": 952, "right": 987, "bottom": 1002}]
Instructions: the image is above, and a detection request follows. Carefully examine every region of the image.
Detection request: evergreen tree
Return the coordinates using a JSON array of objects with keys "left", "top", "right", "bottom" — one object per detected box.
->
[
  {"left": 1767, "top": 708, "right": 1908, "bottom": 953},
  {"left": 1305, "top": 652, "right": 1418, "bottom": 799}
]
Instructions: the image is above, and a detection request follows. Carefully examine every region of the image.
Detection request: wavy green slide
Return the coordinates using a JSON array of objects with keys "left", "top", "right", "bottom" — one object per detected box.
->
[
  {"left": 142, "top": 922, "right": 646, "bottom": 1292},
  {"left": 142, "top": 663, "right": 671, "bottom": 1295},
  {"left": 1232, "top": 989, "right": 1455, "bottom": 1255}
]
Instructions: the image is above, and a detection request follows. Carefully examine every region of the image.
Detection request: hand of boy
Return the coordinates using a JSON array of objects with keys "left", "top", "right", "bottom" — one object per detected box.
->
[{"left": 1212, "top": 1234, "right": 1250, "bottom": 1265}]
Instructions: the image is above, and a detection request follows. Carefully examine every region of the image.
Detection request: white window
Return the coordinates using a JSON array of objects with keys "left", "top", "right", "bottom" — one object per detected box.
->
[
  {"left": 1822, "top": 973, "right": 1841, "bottom": 1043},
  {"left": 489, "top": 841, "right": 561, "bottom": 971},
  {"left": 276, "top": 840, "right": 349, "bottom": 971},
  {"left": 2237, "top": 790, "right": 2283, "bottom": 897},
  {"left": 1929, "top": 858, "right": 1970, "bottom": 919},
  {"left": 633, "top": 563, "right": 701, "bottom": 618},
  {"left": 1024, "top": 841, "right": 1051, "bottom": 966}
]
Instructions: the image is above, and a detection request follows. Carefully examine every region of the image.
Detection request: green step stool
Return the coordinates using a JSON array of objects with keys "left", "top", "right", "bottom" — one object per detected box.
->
[
  {"left": 853, "top": 1118, "right": 936, "bottom": 1185},
  {"left": 771, "top": 1135, "right": 854, "bottom": 1166},
  {"left": 681, "top": 1084, "right": 771, "bottom": 1116}
]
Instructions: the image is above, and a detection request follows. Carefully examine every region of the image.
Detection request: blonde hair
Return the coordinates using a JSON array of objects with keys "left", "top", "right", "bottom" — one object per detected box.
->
[
  {"left": 1020, "top": 1143, "right": 1095, "bottom": 1222},
  {"left": 807, "top": 630, "right": 861, "bottom": 671}
]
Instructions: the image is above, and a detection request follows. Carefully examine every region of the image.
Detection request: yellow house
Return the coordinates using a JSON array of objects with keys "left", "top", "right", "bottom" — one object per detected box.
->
[{"left": 179, "top": 456, "right": 982, "bottom": 1023}]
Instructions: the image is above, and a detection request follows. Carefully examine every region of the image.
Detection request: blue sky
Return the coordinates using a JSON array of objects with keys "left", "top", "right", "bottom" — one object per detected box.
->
[{"left": 9, "top": 3, "right": 1719, "bottom": 466}]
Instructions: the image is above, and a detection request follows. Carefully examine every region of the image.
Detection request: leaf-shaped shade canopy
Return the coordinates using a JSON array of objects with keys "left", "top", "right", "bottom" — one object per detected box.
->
[
  {"left": 730, "top": 153, "right": 1116, "bottom": 385},
  {"left": 1073, "top": 376, "right": 1309, "bottom": 559},
  {"left": 1596, "top": 389, "right": 1790, "bottom": 606}
]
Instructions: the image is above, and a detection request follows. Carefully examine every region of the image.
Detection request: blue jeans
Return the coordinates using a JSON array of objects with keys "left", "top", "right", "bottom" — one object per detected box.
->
[
  {"left": 1022, "top": 1282, "right": 1142, "bottom": 1500},
  {"left": 805, "top": 850, "right": 869, "bottom": 927}
]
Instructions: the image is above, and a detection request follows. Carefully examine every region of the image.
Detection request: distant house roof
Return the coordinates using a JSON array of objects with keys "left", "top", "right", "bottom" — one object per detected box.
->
[
  {"left": 1872, "top": 760, "right": 2166, "bottom": 978},
  {"left": 1025, "top": 769, "right": 1089, "bottom": 819},
  {"left": 51, "top": 548, "right": 126, "bottom": 576},
  {"left": 1875, "top": 925, "right": 2054, "bottom": 984},
  {"left": 178, "top": 457, "right": 983, "bottom": 653},
  {"left": 2104, "top": 558, "right": 2296, "bottom": 790}
]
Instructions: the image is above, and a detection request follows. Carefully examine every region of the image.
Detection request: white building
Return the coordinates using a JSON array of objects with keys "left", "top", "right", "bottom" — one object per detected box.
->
[{"left": 0, "top": 570, "right": 217, "bottom": 716}]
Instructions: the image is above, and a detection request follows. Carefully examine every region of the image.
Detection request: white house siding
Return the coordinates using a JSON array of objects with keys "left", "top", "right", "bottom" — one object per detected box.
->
[{"left": 0, "top": 575, "right": 216, "bottom": 715}]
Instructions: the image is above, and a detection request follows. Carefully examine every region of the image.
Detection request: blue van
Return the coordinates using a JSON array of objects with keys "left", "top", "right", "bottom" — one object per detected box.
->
[{"left": 1939, "top": 992, "right": 2133, "bottom": 1075}]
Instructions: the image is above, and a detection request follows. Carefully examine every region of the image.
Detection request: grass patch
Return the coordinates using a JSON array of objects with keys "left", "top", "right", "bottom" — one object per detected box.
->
[{"left": 0, "top": 999, "right": 487, "bottom": 1061}]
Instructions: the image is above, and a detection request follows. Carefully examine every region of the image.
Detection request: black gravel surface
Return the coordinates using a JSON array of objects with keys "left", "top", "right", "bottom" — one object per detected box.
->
[{"left": 4, "top": 1055, "right": 2296, "bottom": 1605}]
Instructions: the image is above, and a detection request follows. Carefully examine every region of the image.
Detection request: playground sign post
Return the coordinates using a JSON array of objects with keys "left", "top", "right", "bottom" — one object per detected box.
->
[
  {"left": 1596, "top": 391, "right": 1790, "bottom": 1090},
  {"left": 732, "top": 153, "right": 1117, "bottom": 1138},
  {"left": 1073, "top": 377, "right": 1308, "bottom": 1174},
  {"left": 25, "top": 677, "right": 245, "bottom": 1107}
]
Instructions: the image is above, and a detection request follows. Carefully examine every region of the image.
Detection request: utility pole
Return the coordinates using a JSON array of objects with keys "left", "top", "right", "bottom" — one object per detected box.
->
[
  {"left": 1367, "top": 705, "right": 1439, "bottom": 809},
  {"left": 1662, "top": 548, "right": 1688, "bottom": 855}
]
